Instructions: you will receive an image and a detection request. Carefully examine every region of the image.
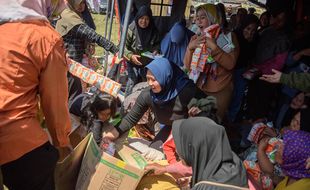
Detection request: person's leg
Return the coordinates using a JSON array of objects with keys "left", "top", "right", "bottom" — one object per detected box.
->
[
  {"left": 125, "top": 62, "right": 139, "bottom": 97},
  {"left": 2, "top": 142, "right": 59, "bottom": 190},
  {"left": 227, "top": 68, "right": 247, "bottom": 122},
  {"left": 149, "top": 125, "right": 172, "bottom": 151},
  {"left": 206, "top": 82, "right": 234, "bottom": 122}
]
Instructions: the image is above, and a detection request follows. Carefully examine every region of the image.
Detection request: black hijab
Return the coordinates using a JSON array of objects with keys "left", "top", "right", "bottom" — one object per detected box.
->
[
  {"left": 172, "top": 117, "right": 248, "bottom": 190},
  {"left": 134, "top": 5, "right": 157, "bottom": 49},
  {"left": 234, "top": 14, "right": 259, "bottom": 69}
]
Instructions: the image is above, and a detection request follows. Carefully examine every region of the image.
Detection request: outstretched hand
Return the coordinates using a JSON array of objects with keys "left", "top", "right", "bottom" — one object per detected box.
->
[
  {"left": 260, "top": 69, "right": 282, "bottom": 83},
  {"left": 188, "top": 107, "right": 202, "bottom": 117},
  {"left": 102, "top": 128, "right": 119, "bottom": 143},
  {"left": 131, "top": 54, "right": 142, "bottom": 65},
  {"left": 144, "top": 163, "right": 166, "bottom": 176}
]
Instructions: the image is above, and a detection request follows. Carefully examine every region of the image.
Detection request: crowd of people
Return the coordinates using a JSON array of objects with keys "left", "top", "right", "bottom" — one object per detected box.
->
[{"left": 1, "top": 0, "right": 309, "bottom": 190}]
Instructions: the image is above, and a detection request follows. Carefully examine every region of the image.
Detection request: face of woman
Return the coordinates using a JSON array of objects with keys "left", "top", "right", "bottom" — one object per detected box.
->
[
  {"left": 243, "top": 23, "right": 258, "bottom": 42},
  {"left": 290, "top": 93, "right": 304, "bottom": 109},
  {"left": 260, "top": 15, "right": 269, "bottom": 27},
  {"left": 289, "top": 112, "right": 301, "bottom": 131},
  {"left": 97, "top": 109, "right": 111, "bottom": 122},
  {"left": 270, "top": 12, "right": 286, "bottom": 30},
  {"left": 138, "top": 15, "right": 150, "bottom": 28},
  {"left": 75, "top": 1, "right": 86, "bottom": 13},
  {"left": 195, "top": 9, "right": 210, "bottom": 32},
  {"left": 146, "top": 70, "right": 162, "bottom": 93}
]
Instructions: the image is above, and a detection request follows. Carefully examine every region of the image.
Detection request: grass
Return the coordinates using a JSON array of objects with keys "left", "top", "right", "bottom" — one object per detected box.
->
[{"left": 91, "top": 13, "right": 120, "bottom": 57}]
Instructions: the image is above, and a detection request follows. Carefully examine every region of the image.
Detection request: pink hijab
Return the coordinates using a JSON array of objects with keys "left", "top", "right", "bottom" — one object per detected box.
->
[{"left": 0, "top": 0, "right": 66, "bottom": 24}]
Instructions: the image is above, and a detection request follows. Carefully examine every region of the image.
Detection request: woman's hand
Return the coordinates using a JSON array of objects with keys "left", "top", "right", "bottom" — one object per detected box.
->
[
  {"left": 205, "top": 37, "right": 217, "bottom": 51},
  {"left": 131, "top": 54, "right": 142, "bottom": 65},
  {"left": 102, "top": 128, "right": 119, "bottom": 143},
  {"left": 176, "top": 177, "right": 190, "bottom": 188},
  {"left": 152, "top": 50, "right": 159, "bottom": 56},
  {"left": 260, "top": 69, "right": 282, "bottom": 83},
  {"left": 188, "top": 35, "right": 206, "bottom": 51},
  {"left": 258, "top": 137, "right": 269, "bottom": 151},
  {"left": 262, "top": 127, "right": 277, "bottom": 138},
  {"left": 188, "top": 107, "right": 202, "bottom": 117},
  {"left": 144, "top": 163, "right": 167, "bottom": 176}
]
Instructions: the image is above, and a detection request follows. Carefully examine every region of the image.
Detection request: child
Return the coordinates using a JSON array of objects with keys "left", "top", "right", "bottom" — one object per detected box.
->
[{"left": 69, "top": 90, "right": 117, "bottom": 145}]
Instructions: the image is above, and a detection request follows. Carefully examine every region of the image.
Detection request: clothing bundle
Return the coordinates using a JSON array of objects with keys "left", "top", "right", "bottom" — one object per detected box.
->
[
  {"left": 244, "top": 137, "right": 283, "bottom": 190},
  {"left": 247, "top": 122, "right": 268, "bottom": 144},
  {"left": 189, "top": 24, "right": 220, "bottom": 85}
]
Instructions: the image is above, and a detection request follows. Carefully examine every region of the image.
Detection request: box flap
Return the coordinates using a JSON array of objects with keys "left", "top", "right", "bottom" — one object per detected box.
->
[{"left": 118, "top": 145, "right": 148, "bottom": 170}]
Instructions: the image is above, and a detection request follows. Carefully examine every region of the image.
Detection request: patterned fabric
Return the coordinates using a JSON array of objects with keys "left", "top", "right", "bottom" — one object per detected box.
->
[
  {"left": 189, "top": 24, "right": 219, "bottom": 84},
  {"left": 244, "top": 160, "right": 274, "bottom": 190},
  {"left": 64, "top": 23, "right": 119, "bottom": 62},
  {"left": 282, "top": 130, "right": 310, "bottom": 179},
  {"left": 247, "top": 122, "right": 267, "bottom": 144},
  {"left": 243, "top": 138, "right": 284, "bottom": 190}
]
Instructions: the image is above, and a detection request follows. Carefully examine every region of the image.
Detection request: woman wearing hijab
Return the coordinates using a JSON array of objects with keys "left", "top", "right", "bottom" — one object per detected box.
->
[
  {"left": 160, "top": 20, "right": 195, "bottom": 68},
  {"left": 124, "top": 5, "right": 161, "bottom": 96},
  {"left": 55, "top": 0, "right": 119, "bottom": 103},
  {"left": 184, "top": 4, "right": 239, "bottom": 121},
  {"left": 227, "top": 14, "right": 259, "bottom": 122},
  {"left": 275, "top": 130, "right": 310, "bottom": 190},
  {"left": 246, "top": 4, "right": 290, "bottom": 120},
  {"left": 0, "top": 0, "right": 71, "bottom": 189},
  {"left": 149, "top": 117, "right": 248, "bottom": 189},
  {"left": 103, "top": 58, "right": 216, "bottom": 150}
]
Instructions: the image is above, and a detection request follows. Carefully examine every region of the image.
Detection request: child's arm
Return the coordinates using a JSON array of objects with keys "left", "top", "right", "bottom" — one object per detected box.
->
[{"left": 257, "top": 137, "right": 274, "bottom": 175}]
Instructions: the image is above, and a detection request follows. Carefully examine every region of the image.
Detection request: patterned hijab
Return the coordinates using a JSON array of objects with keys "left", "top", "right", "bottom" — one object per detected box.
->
[
  {"left": 282, "top": 130, "right": 310, "bottom": 179},
  {"left": 0, "top": 0, "right": 66, "bottom": 24}
]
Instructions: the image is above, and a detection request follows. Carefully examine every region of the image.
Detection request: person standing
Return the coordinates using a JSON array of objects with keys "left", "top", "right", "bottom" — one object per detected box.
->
[
  {"left": 0, "top": 1, "right": 72, "bottom": 189},
  {"left": 55, "top": 0, "right": 119, "bottom": 103}
]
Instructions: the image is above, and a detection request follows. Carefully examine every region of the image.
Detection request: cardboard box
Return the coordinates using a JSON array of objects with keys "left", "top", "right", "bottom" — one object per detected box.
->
[
  {"left": 118, "top": 145, "right": 148, "bottom": 170},
  {"left": 54, "top": 128, "right": 90, "bottom": 190},
  {"left": 76, "top": 134, "right": 145, "bottom": 190}
]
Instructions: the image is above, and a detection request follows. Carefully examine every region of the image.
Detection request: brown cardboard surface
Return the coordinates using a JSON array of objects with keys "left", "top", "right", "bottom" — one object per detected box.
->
[
  {"left": 76, "top": 134, "right": 144, "bottom": 190},
  {"left": 54, "top": 129, "right": 90, "bottom": 190},
  {"left": 118, "top": 146, "right": 147, "bottom": 170}
]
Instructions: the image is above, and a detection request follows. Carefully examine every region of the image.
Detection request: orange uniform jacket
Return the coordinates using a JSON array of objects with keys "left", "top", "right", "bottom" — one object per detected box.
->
[{"left": 0, "top": 20, "right": 71, "bottom": 165}]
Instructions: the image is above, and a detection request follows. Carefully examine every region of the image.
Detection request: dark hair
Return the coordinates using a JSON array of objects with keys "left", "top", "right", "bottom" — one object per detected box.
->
[
  {"left": 260, "top": 11, "right": 271, "bottom": 20},
  {"left": 239, "top": 14, "right": 259, "bottom": 31},
  {"left": 248, "top": 7, "right": 256, "bottom": 14},
  {"left": 90, "top": 94, "right": 117, "bottom": 119},
  {"left": 216, "top": 3, "right": 228, "bottom": 30},
  {"left": 237, "top": 8, "right": 248, "bottom": 15}
]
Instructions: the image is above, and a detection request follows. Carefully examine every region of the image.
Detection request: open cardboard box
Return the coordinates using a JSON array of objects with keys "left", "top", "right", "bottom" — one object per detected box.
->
[
  {"left": 54, "top": 125, "right": 89, "bottom": 190},
  {"left": 76, "top": 134, "right": 147, "bottom": 190}
]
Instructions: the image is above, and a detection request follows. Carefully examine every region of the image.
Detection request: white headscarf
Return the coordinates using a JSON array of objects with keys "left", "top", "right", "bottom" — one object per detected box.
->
[{"left": 0, "top": 0, "right": 66, "bottom": 24}]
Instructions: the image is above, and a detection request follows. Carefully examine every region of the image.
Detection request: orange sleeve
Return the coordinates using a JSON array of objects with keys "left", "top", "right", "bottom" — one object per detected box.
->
[
  {"left": 183, "top": 35, "right": 197, "bottom": 70},
  {"left": 39, "top": 40, "right": 71, "bottom": 147},
  {"left": 211, "top": 32, "right": 240, "bottom": 71}
]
